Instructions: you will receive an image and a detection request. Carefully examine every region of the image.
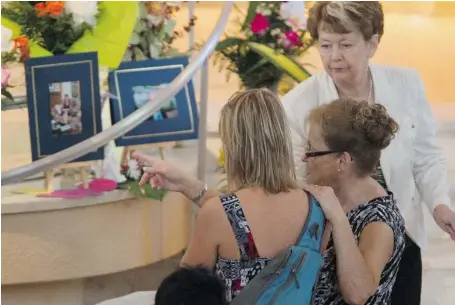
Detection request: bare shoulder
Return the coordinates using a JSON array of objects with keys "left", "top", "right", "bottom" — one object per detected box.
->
[{"left": 198, "top": 196, "right": 225, "bottom": 221}]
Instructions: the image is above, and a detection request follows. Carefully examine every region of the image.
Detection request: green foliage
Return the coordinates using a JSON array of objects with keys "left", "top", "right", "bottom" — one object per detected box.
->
[
  {"left": 117, "top": 180, "right": 167, "bottom": 200},
  {"left": 123, "top": 2, "right": 196, "bottom": 61}
]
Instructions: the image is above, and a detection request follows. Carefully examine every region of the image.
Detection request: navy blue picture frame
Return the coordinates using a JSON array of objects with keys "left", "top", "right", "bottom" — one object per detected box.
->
[
  {"left": 108, "top": 57, "right": 199, "bottom": 147},
  {"left": 24, "top": 52, "right": 104, "bottom": 162}
]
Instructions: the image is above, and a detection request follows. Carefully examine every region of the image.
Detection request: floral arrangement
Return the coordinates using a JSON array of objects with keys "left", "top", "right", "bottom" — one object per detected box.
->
[
  {"left": 213, "top": 1, "right": 313, "bottom": 90},
  {"left": 1, "top": 1, "right": 137, "bottom": 106},
  {"left": 1, "top": 26, "right": 29, "bottom": 101},
  {"left": 123, "top": 1, "right": 197, "bottom": 61},
  {"left": 1, "top": 1, "right": 137, "bottom": 67},
  {"left": 1, "top": 1, "right": 100, "bottom": 55},
  {"left": 118, "top": 158, "right": 167, "bottom": 200}
]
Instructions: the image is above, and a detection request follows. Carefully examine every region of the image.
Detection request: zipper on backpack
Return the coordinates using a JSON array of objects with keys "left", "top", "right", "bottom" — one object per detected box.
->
[
  {"left": 291, "top": 253, "right": 306, "bottom": 289},
  {"left": 250, "top": 249, "right": 293, "bottom": 304},
  {"left": 268, "top": 252, "right": 307, "bottom": 305}
]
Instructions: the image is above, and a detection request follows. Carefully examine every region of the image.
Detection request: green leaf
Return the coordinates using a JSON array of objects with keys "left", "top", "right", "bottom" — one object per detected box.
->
[
  {"left": 216, "top": 37, "right": 244, "bottom": 51},
  {"left": 133, "top": 47, "right": 146, "bottom": 60},
  {"left": 1, "top": 88, "right": 14, "bottom": 101},
  {"left": 120, "top": 181, "right": 167, "bottom": 200},
  {"left": 246, "top": 42, "right": 311, "bottom": 82},
  {"left": 130, "top": 32, "right": 141, "bottom": 45},
  {"left": 162, "top": 19, "right": 176, "bottom": 36},
  {"left": 242, "top": 57, "right": 269, "bottom": 76},
  {"left": 66, "top": 1, "right": 138, "bottom": 68},
  {"left": 138, "top": 2, "right": 148, "bottom": 18}
]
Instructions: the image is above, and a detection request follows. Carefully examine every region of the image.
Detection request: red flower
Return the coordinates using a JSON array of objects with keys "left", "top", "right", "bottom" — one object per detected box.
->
[
  {"left": 284, "top": 31, "right": 302, "bottom": 47},
  {"left": 250, "top": 13, "right": 270, "bottom": 34}
]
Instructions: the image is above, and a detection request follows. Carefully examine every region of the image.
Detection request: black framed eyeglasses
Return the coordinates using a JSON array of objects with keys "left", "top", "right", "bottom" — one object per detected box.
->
[{"left": 305, "top": 151, "right": 343, "bottom": 158}]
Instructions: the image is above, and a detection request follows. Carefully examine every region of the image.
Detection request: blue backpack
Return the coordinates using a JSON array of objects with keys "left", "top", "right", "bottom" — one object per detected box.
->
[{"left": 230, "top": 192, "right": 326, "bottom": 305}]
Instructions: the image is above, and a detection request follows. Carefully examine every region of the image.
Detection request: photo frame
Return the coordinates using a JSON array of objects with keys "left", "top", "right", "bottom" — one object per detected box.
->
[
  {"left": 24, "top": 52, "right": 104, "bottom": 162},
  {"left": 108, "top": 57, "right": 199, "bottom": 147}
]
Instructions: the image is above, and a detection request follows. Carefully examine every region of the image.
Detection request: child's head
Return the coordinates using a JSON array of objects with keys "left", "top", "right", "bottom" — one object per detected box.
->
[{"left": 155, "top": 266, "right": 226, "bottom": 305}]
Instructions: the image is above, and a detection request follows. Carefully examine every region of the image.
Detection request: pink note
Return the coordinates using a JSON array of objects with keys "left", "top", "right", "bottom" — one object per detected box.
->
[{"left": 79, "top": 178, "right": 117, "bottom": 192}]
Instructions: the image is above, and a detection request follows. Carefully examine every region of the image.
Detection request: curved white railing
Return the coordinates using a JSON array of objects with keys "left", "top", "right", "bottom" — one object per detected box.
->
[{"left": 2, "top": 2, "right": 232, "bottom": 185}]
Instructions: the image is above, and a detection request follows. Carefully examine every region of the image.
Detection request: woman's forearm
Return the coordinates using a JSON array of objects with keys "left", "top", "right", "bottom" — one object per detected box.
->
[
  {"left": 331, "top": 215, "right": 376, "bottom": 305},
  {"left": 181, "top": 179, "right": 222, "bottom": 208}
]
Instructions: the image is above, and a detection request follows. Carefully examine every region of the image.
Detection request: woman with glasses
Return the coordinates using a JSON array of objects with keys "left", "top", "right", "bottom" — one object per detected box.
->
[
  {"left": 283, "top": 2, "right": 454, "bottom": 304},
  {"left": 133, "top": 92, "right": 405, "bottom": 304}
]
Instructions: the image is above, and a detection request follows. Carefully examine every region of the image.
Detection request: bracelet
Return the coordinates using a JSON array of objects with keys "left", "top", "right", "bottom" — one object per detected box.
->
[{"left": 191, "top": 184, "right": 208, "bottom": 205}]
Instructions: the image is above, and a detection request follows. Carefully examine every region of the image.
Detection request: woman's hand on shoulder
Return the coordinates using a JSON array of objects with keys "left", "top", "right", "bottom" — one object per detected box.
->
[{"left": 302, "top": 183, "right": 345, "bottom": 222}]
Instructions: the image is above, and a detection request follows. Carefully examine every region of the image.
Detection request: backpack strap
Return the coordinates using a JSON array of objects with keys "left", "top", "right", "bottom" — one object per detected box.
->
[
  {"left": 295, "top": 192, "right": 326, "bottom": 252},
  {"left": 219, "top": 194, "right": 261, "bottom": 260}
]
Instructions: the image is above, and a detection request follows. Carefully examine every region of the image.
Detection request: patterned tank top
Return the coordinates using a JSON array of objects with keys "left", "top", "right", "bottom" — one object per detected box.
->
[
  {"left": 312, "top": 193, "right": 405, "bottom": 304},
  {"left": 214, "top": 194, "right": 271, "bottom": 303}
]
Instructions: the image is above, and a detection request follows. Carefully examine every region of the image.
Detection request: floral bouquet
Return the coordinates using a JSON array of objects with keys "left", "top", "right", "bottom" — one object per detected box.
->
[
  {"left": 1, "top": 1, "right": 137, "bottom": 68},
  {"left": 123, "top": 1, "right": 197, "bottom": 61},
  {"left": 118, "top": 159, "right": 167, "bottom": 200},
  {"left": 214, "top": 1, "right": 313, "bottom": 90},
  {"left": 1, "top": 26, "right": 28, "bottom": 102}
]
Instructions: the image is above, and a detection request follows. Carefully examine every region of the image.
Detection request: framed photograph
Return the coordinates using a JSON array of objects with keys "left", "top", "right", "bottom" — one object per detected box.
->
[
  {"left": 24, "top": 52, "right": 104, "bottom": 162},
  {"left": 109, "top": 57, "right": 199, "bottom": 147}
]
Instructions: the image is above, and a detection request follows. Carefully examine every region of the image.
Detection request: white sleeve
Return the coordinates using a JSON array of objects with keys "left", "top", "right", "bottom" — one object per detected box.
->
[
  {"left": 410, "top": 71, "right": 452, "bottom": 212},
  {"left": 282, "top": 80, "right": 319, "bottom": 186}
]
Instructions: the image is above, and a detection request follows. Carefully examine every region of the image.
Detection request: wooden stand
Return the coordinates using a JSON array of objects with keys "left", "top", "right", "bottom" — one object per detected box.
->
[
  {"left": 121, "top": 142, "right": 176, "bottom": 166},
  {"left": 44, "top": 161, "right": 101, "bottom": 193}
]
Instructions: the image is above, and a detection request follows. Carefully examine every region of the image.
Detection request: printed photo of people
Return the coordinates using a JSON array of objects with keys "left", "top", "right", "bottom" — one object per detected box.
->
[
  {"left": 132, "top": 84, "right": 178, "bottom": 121},
  {"left": 49, "top": 81, "right": 82, "bottom": 136}
]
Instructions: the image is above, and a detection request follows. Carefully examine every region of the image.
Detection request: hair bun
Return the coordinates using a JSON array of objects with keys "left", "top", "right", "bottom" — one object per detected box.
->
[{"left": 353, "top": 102, "right": 399, "bottom": 150}]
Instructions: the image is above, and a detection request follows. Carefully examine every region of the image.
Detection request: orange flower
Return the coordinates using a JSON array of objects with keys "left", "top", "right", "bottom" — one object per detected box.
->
[
  {"left": 35, "top": 1, "right": 65, "bottom": 17},
  {"left": 13, "top": 36, "right": 30, "bottom": 62},
  {"left": 34, "top": 2, "right": 47, "bottom": 16},
  {"left": 46, "top": 1, "right": 65, "bottom": 17}
]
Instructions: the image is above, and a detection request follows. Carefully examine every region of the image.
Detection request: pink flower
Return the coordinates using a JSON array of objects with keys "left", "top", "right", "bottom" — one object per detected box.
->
[
  {"left": 2, "top": 67, "right": 10, "bottom": 88},
  {"left": 284, "top": 31, "right": 302, "bottom": 47},
  {"left": 250, "top": 13, "right": 270, "bottom": 34}
]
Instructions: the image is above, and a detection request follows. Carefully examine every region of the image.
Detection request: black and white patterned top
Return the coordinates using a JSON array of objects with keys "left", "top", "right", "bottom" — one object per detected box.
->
[
  {"left": 215, "top": 194, "right": 271, "bottom": 303},
  {"left": 313, "top": 193, "right": 405, "bottom": 305}
]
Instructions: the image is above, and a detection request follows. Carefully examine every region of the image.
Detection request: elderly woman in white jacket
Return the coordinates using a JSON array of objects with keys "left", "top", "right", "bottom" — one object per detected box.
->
[{"left": 282, "top": 2, "right": 455, "bottom": 304}]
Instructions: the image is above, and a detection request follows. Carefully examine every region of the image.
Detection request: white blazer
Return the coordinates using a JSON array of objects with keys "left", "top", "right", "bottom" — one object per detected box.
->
[{"left": 282, "top": 62, "right": 451, "bottom": 248}]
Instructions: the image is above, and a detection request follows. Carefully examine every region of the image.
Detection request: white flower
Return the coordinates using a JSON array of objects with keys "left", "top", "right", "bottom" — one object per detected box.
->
[
  {"left": 270, "top": 28, "right": 281, "bottom": 36},
  {"left": 280, "top": 1, "right": 307, "bottom": 30},
  {"left": 2, "top": 25, "right": 14, "bottom": 52},
  {"left": 262, "top": 8, "right": 272, "bottom": 16},
  {"left": 147, "top": 14, "right": 165, "bottom": 26},
  {"left": 127, "top": 159, "right": 142, "bottom": 181},
  {"left": 65, "top": 1, "right": 98, "bottom": 28}
]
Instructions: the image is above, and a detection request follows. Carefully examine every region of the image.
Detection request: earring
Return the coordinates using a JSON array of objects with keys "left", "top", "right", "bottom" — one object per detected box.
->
[{"left": 337, "top": 168, "right": 341, "bottom": 172}]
